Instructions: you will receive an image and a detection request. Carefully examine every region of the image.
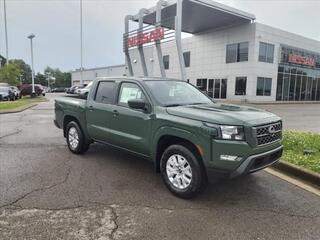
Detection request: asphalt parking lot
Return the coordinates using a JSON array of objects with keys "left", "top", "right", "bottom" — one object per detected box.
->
[
  {"left": 0, "top": 93, "right": 319, "bottom": 239},
  {"left": 250, "top": 103, "right": 320, "bottom": 133}
]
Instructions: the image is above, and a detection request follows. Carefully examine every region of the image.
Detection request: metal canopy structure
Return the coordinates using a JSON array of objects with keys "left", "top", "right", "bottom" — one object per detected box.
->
[
  {"left": 136, "top": 0, "right": 255, "bottom": 33},
  {"left": 124, "top": 0, "right": 255, "bottom": 80}
]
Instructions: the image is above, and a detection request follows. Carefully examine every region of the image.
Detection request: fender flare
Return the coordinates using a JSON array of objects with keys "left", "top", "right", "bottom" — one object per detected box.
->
[{"left": 151, "top": 126, "right": 202, "bottom": 169}]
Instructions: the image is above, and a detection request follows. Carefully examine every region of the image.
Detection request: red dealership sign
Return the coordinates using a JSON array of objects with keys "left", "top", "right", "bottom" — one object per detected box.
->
[
  {"left": 288, "top": 54, "right": 315, "bottom": 67},
  {"left": 127, "top": 28, "right": 164, "bottom": 48}
]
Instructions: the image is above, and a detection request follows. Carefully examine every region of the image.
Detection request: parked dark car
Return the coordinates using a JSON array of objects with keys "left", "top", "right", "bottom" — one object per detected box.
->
[
  {"left": 20, "top": 84, "right": 46, "bottom": 96},
  {"left": 0, "top": 86, "right": 15, "bottom": 101},
  {"left": 10, "top": 86, "right": 21, "bottom": 99}
]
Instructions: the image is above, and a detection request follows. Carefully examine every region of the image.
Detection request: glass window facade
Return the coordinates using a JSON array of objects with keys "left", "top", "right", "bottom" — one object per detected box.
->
[
  {"left": 163, "top": 55, "right": 169, "bottom": 69},
  {"left": 256, "top": 77, "right": 272, "bottom": 96},
  {"left": 276, "top": 65, "right": 320, "bottom": 101},
  {"left": 197, "top": 78, "right": 227, "bottom": 99},
  {"left": 276, "top": 45, "right": 320, "bottom": 101},
  {"left": 238, "top": 42, "right": 249, "bottom": 62},
  {"left": 226, "top": 42, "right": 248, "bottom": 63},
  {"left": 259, "top": 42, "right": 274, "bottom": 63},
  {"left": 183, "top": 51, "right": 191, "bottom": 68},
  {"left": 226, "top": 44, "right": 237, "bottom": 63},
  {"left": 207, "top": 79, "right": 227, "bottom": 99},
  {"left": 196, "top": 78, "right": 207, "bottom": 92},
  {"left": 235, "top": 77, "right": 247, "bottom": 95}
]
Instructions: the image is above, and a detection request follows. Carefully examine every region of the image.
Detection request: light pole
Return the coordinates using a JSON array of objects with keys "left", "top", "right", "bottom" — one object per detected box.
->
[
  {"left": 28, "top": 34, "right": 35, "bottom": 96},
  {"left": 46, "top": 73, "right": 55, "bottom": 90},
  {"left": 4, "top": 0, "right": 9, "bottom": 64},
  {"left": 80, "top": 0, "right": 83, "bottom": 85},
  {"left": 19, "top": 74, "right": 22, "bottom": 85},
  {"left": 46, "top": 73, "right": 50, "bottom": 89}
]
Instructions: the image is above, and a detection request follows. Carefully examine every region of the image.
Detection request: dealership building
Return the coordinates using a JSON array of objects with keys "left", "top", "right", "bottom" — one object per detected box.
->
[{"left": 72, "top": 0, "right": 320, "bottom": 102}]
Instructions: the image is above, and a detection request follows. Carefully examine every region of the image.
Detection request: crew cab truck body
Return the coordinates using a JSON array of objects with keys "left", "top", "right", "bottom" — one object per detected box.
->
[{"left": 54, "top": 77, "right": 283, "bottom": 198}]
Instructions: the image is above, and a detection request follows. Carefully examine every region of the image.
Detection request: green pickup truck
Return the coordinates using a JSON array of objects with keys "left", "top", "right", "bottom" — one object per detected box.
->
[{"left": 54, "top": 77, "right": 283, "bottom": 198}]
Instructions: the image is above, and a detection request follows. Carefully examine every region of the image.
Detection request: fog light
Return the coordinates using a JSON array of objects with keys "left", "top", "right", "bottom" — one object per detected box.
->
[{"left": 220, "top": 155, "right": 241, "bottom": 161}]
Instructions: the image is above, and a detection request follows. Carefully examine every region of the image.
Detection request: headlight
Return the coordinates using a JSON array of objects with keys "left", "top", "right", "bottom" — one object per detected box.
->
[{"left": 220, "top": 125, "right": 245, "bottom": 140}]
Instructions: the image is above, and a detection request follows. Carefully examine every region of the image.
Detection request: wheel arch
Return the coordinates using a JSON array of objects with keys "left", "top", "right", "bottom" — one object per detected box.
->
[
  {"left": 153, "top": 127, "right": 204, "bottom": 173},
  {"left": 63, "top": 115, "right": 81, "bottom": 137}
]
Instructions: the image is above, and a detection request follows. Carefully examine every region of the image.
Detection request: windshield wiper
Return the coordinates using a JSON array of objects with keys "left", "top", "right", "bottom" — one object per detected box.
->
[
  {"left": 164, "top": 104, "right": 183, "bottom": 107},
  {"left": 187, "top": 102, "right": 207, "bottom": 105}
]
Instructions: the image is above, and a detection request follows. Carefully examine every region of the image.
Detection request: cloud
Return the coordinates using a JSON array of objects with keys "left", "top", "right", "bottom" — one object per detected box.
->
[{"left": 0, "top": 0, "right": 319, "bottom": 72}]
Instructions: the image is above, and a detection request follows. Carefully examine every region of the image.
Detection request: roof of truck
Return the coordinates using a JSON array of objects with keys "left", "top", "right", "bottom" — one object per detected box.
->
[{"left": 95, "top": 76, "right": 182, "bottom": 82}]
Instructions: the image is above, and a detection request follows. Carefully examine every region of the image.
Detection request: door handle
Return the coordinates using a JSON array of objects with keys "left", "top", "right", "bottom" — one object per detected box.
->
[
  {"left": 113, "top": 110, "right": 119, "bottom": 117},
  {"left": 88, "top": 106, "right": 94, "bottom": 111}
]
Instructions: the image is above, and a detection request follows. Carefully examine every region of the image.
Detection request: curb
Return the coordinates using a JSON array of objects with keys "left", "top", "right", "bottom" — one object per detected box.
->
[
  {"left": 0, "top": 103, "right": 38, "bottom": 114},
  {"left": 271, "top": 161, "right": 320, "bottom": 187}
]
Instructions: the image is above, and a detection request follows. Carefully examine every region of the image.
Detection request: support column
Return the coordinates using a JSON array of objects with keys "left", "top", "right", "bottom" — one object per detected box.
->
[
  {"left": 138, "top": 8, "right": 149, "bottom": 76},
  {"left": 155, "top": 0, "right": 167, "bottom": 78},
  {"left": 124, "top": 15, "right": 134, "bottom": 76},
  {"left": 175, "top": 0, "right": 187, "bottom": 81}
]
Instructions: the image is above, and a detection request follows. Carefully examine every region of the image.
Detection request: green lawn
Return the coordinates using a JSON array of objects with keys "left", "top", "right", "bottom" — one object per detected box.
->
[
  {"left": 0, "top": 96, "right": 47, "bottom": 111},
  {"left": 282, "top": 130, "right": 320, "bottom": 173}
]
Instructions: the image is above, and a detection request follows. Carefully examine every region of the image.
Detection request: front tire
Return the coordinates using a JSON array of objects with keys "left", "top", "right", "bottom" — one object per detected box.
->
[
  {"left": 66, "top": 121, "right": 89, "bottom": 154},
  {"left": 160, "top": 144, "right": 207, "bottom": 199}
]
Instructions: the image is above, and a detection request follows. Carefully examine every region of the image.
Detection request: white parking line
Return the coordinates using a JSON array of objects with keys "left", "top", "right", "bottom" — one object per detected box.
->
[{"left": 264, "top": 168, "right": 320, "bottom": 197}]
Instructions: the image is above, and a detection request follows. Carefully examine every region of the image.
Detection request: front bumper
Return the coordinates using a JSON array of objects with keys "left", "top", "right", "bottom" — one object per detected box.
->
[
  {"left": 229, "top": 145, "right": 283, "bottom": 178},
  {"left": 53, "top": 119, "right": 61, "bottom": 129},
  {"left": 0, "top": 94, "right": 9, "bottom": 100}
]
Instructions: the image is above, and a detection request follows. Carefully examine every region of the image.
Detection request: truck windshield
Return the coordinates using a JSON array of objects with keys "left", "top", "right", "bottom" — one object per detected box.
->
[{"left": 145, "top": 80, "right": 212, "bottom": 106}]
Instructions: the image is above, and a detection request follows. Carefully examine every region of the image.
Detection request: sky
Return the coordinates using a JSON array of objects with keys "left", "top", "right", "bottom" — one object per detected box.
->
[{"left": 0, "top": 0, "right": 319, "bottom": 73}]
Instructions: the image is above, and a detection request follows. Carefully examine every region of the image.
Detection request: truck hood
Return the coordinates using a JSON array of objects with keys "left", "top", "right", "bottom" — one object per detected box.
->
[{"left": 165, "top": 103, "right": 280, "bottom": 126}]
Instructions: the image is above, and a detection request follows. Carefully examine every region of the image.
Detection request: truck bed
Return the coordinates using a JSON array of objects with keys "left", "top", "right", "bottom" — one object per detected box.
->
[{"left": 54, "top": 96, "right": 87, "bottom": 131}]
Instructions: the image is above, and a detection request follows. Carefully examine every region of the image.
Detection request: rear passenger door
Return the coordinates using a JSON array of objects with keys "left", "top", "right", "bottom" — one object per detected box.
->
[{"left": 86, "top": 80, "right": 117, "bottom": 142}]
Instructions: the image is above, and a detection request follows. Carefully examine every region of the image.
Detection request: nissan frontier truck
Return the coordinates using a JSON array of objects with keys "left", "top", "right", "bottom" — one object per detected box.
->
[{"left": 54, "top": 77, "right": 283, "bottom": 198}]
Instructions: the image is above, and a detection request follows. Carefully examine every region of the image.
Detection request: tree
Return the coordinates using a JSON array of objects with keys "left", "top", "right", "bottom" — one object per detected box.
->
[
  {"left": 9, "top": 59, "right": 32, "bottom": 84},
  {"left": 44, "top": 67, "right": 71, "bottom": 88},
  {"left": 35, "top": 72, "right": 47, "bottom": 86},
  {"left": 0, "top": 55, "right": 6, "bottom": 67},
  {"left": 0, "top": 63, "right": 21, "bottom": 85}
]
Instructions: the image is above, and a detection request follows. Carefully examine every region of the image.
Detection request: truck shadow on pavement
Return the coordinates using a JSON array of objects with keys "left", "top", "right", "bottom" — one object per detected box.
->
[{"left": 75, "top": 143, "right": 295, "bottom": 212}]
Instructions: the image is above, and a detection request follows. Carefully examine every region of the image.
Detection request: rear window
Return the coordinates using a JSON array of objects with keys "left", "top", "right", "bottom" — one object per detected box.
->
[{"left": 95, "top": 81, "right": 116, "bottom": 104}]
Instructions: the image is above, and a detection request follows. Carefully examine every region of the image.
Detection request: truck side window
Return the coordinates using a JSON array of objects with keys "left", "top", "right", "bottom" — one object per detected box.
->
[
  {"left": 95, "top": 81, "right": 116, "bottom": 104},
  {"left": 118, "top": 82, "right": 146, "bottom": 107}
]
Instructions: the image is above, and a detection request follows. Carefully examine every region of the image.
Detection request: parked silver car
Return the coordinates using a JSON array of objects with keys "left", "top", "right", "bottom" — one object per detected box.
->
[{"left": 76, "top": 81, "right": 93, "bottom": 98}]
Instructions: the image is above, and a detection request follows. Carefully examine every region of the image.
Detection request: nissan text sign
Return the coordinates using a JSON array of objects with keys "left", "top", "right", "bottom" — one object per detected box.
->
[
  {"left": 127, "top": 27, "right": 164, "bottom": 48},
  {"left": 288, "top": 54, "right": 315, "bottom": 67}
]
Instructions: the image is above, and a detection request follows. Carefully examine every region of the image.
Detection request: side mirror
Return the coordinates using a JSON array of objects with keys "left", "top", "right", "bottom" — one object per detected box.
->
[{"left": 128, "top": 98, "right": 148, "bottom": 111}]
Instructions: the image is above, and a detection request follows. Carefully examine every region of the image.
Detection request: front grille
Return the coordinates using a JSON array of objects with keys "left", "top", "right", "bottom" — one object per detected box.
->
[{"left": 254, "top": 121, "right": 282, "bottom": 146}]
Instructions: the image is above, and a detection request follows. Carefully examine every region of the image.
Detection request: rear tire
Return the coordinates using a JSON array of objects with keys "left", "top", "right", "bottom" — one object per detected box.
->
[
  {"left": 160, "top": 144, "right": 207, "bottom": 199},
  {"left": 66, "top": 121, "right": 90, "bottom": 154}
]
